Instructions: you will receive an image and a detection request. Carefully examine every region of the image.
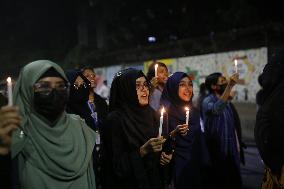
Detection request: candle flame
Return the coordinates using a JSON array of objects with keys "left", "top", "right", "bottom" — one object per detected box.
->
[
  {"left": 234, "top": 59, "right": 238, "bottom": 66},
  {"left": 161, "top": 107, "right": 165, "bottom": 114},
  {"left": 7, "top": 77, "right": 11, "bottom": 83},
  {"left": 185, "top": 107, "right": 189, "bottom": 111}
]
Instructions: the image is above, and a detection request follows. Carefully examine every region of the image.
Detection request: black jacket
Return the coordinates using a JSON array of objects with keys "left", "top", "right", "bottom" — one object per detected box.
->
[
  {"left": 255, "top": 80, "right": 284, "bottom": 175},
  {"left": 67, "top": 92, "right": 108, "bottom": 131}
]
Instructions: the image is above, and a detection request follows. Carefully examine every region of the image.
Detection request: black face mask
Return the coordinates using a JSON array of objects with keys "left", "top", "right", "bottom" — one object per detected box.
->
[
  {"left": 34, "top": 89, "right": 68, "bottom": 123},
  {"left": 216, "top": 83, "right": 227, "bottom": 95}
]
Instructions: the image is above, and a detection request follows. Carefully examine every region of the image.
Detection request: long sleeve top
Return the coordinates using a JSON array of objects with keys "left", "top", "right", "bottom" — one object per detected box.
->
[{"left": 102, "top": 111, "right": 162, "bottom": 189}]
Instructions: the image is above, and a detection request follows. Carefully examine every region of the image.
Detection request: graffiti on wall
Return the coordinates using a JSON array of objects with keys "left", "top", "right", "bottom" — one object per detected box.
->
[{"left": 94, "top": 47, "right": 267, "bottom": 103}]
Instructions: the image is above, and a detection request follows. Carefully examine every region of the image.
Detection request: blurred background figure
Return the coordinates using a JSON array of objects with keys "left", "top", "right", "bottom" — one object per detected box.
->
[
  {"left": 255, "top": 51, "right": 284, "bottom": 189},
  {"left": 66, "top": 68, "right": 108, "bottom": 132},
  {"left": 202, "top": 72, "right": 243, "bottom": 189},
  {"left": 147, "top": 62, "right": 169, "bottom": 111},
  {"left": 96, "top": 80, "right": 110, "bottom": 101},
  {"left": 195, "top": 83, "right": 207, "bottom": 113}
]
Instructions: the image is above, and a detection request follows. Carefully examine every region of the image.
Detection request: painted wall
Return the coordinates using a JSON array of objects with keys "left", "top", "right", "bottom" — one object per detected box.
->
[{"left": 94, "top": 47, "right": 267, "bottom": 103}]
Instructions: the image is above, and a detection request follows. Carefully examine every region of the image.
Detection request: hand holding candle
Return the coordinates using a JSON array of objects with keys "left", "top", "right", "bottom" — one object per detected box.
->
[
  {"left": 6, "top": 77, "right": 13, "bottom": 106},
  {"left": 176, "top": 124, "right": 189, "bottom": 136},
  {"left": 158, "top": 107, "right": 165, "bottom": 137},
  {"left": 154, "top": 64, "right": 158, "bottom": 78}
]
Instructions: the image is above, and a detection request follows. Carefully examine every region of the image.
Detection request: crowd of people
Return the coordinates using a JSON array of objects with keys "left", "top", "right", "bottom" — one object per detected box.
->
[{"left": 0, "top": 53, "right": 283, "bottom": 189}]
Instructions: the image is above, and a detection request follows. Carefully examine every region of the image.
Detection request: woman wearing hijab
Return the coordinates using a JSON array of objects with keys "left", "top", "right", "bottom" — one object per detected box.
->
[
  {"left": 66, "top": 69, "right": 108, "bottom": 133},
  {"left": 160, "top": 72, "right": 210, "bottom": 189},
  {"left": 80, "top": 66, "right": 108, "bottom": 130},
  {"left": 103, "top": 68, "right": 166, "bottom": 189},
  {"left": 65, "top": 69, "right": 108, "bottom": 189},
  {"left": 11, "top": 60, "right": 96, "bottom": 189}
]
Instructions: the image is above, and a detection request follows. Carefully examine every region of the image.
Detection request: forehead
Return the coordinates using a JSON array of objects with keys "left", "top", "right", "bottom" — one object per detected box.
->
[
  {"left": 158, "top": 66, "right": 168, "bottom": 72},
  {"left": 37, "top": 77, "right": 64, "bottom": 83},
  {"left": 83, "top": 69, "right": 95, "bottom": 75},
  {"left": 179, "top": 77, "right": 190, "bottom": 82},
  {"left": 136, "top": 76, "right": 146, "bottom": 82}
]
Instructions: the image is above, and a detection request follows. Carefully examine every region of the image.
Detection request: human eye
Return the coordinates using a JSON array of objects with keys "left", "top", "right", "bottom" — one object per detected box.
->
[
  {"left": 34, "top": 82, "right": 52, "bottom": 95},
  {"left": 179, "top": 82, "right": 186, "bottom": 87},
  {"left": 136, "top": 83, "right": 141, "bottom": 90},
  {"left": 56, "top": 83, "right": 67, "bottom": 90},
  {"left": 143, "top": 82, "right": 149, "bottom": 88},
  {"left": 34, "top": 82, "right": 50, "bottom": 90}
]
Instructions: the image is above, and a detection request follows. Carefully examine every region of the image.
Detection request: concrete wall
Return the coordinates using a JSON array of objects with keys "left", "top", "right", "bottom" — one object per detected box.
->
[{"left": 234, "top": 102, "right": 258, "bottom": 144}]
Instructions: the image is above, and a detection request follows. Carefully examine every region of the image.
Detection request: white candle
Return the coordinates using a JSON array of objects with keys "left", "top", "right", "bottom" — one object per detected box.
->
[
  {"left": 234, "top": 59, "right": 238, "bottom": 74},
  {"left": 185, "top": 107, "right": 189, "bottom": 125},
  {"left": 7, "top": 77, "right": 13, "bottom": 106},
  {"left": 158, "top": 107, "right": 165, "bottom": 137},
  {"left": 154, "top": 64, "right": 158, "bottom": 77}
]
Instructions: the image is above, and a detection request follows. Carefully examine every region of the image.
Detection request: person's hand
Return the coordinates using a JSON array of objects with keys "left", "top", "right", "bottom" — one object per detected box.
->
[
  {"left": 230, "top": 90, "right": 236, "bottom": 98},
  {"left": 228, "top": 90, "right": 237, "bottom": 101},
  {"left": 0, "top": 106, "right": 21, "bottom": 155},
  {"left": 150, "top": 77, "right": 158, "bottom": 88},
  {"left": 160, "top": 151, "right": 173, "bottom": 165},
  {"left": 228, "top": 73, "right": 239, "bottom": 87},
  {"left": 140, "top": 137, "right": 166, "bottom": 157},
  {"left": 74, "top": 76, "right": 85, "bottom": 88},
  {"left": 176, "top": 124, "right": 189, "bottom": 136}
]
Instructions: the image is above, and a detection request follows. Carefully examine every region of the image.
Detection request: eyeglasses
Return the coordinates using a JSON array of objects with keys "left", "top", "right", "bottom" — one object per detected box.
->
[
  {"left": 34, "top": 81, "right": 69, "bottom": 95},
  {"left": 136, "top": 82, "right": 149, "bottom": 91}
]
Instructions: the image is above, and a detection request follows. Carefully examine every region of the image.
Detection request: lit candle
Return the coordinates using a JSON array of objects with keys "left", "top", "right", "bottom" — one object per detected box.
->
[
  {"left": 6, "top": 77, "right": 13, "bottom": 106},
  {"left": 185, "top": 107, "right": 189, "bottom": 125},
  {"left": 154, "top": 64, "right": 158, "bottom": 77},
  {"left": 158, "top": 107, "right": 165, "bottom": 137},
  {"left": 234, "top": 59, "right": 238, "bottom": 74}
]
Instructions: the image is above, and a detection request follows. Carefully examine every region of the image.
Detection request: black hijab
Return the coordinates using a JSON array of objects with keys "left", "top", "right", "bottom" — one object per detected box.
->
[
  {"left": 66, "top": 70, "right": 91, "bottom": 103},
  {"left": 160, "top": 72, "right": 192, "bottom": 124},
  {"left": 109, "top": 68, "right": 158, "bottom": 149},
  {"left": 66, "top": 69, "right": 80, "bottom": 85},
  {"left": 65, "top": 69, "right": 91, "bottom": 113},
  {"left": 256, "top": 51, "right": 284, "bottom": 105}
]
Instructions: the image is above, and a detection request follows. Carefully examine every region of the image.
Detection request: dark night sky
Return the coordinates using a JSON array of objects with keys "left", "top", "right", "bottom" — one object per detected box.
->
[
  {"left": 0, "top": 0, "right": 283, "bottom": 50},
  {"left": 0, "top": 0, "right": 78, "bottom": 49},
  {"left": 0, "top": 0, "right": 283, "bottom": 80}
]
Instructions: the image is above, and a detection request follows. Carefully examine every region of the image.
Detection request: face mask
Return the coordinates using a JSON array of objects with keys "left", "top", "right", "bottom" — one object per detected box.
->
[
  {"left": 34, "top": 89, "right": 68, "bottom": 123},
  {"left": 216, "top": 83, "right": 227, "bottom": 95}
]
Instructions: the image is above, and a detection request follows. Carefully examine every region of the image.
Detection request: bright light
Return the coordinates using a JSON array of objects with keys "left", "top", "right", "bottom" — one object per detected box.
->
[
  {"left": 161, "top": 107, "right": 165, "bottom": 114},
  {"left": 148, "top": 36, "right": 156, "bottom": 42}
]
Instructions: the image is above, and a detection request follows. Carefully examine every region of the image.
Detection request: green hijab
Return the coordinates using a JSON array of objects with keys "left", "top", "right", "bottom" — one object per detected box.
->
[{"left": 11, "top": 60, "right": 96, "bottom": 189}]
